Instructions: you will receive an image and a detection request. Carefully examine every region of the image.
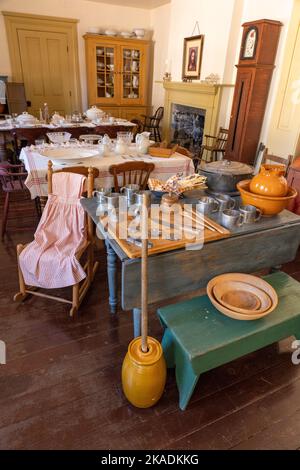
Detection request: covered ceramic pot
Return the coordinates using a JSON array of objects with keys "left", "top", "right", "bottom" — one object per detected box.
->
[
  {"left": 250, "top": 164, "right": 288, "bottom": 197},
  {"left": 85, "top": 105, "right": 104, "bottom": 121},
  {"left": 16, "top": 112, "right": 36, "bottom": 125},
  {"left": 122, "top": 336, "right": 166, "bottom": 408}
]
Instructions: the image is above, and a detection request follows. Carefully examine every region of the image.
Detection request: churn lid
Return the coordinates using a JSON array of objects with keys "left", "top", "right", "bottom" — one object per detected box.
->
[{"left": 202, "top": 159, "right": 253, "bottom": 175}]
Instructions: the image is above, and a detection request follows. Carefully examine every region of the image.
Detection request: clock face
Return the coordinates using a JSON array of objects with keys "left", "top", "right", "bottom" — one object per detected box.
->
[{"left": 243, "top": 27, "right": 257, "bottom": 59}]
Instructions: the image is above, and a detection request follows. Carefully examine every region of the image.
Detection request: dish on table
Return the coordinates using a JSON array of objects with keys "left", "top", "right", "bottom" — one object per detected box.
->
[{"left": 40, "top": 147, "right": 99, "bottom": 164}]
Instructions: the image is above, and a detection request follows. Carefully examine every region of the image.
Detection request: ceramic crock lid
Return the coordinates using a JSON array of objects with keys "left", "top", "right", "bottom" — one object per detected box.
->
[
  {"left": 202, "top": 159, "right": 253, "bottom": 175},
  {"left": 16, "top": 111, "right": 36, "bottom": 122},
  {"left": 86, "top": 105, "right": 103, "bottom": 114}
]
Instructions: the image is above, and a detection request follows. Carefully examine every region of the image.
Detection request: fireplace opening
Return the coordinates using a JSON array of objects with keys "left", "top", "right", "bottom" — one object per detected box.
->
[{"left": 170, "top": 103, "right": 206, "bottom": 156}]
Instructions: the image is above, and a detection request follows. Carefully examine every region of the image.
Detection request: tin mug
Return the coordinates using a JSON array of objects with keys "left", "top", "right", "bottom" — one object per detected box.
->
[
  {"left": 196, "top": 196, "right": 219, "bottom": 215},
  {"left": 239, "top": 204, "right": 262, "bottom": 224},
  {"left": 93, "top": 188, "right": 111, "bottom": 203},
  {"left": 214, "top": 194, "right": 235, "bottom": 211},
  {"left": 120, "top": 184, "right": 139, "bottom": 203},
  {"left": 221, "top": 209, "right": 244, "bottom": 230},
  {"left": 103, "top": 192, "right": 120, "bottom": 208}
]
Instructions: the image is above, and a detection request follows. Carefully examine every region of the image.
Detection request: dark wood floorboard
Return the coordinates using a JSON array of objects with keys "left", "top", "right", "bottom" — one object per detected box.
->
[{"left": 1, "top": 193, "right": 300, "bottom": 449}]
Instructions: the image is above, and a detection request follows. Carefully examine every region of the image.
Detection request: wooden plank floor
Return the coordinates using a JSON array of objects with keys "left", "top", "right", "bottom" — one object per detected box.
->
[{"left": 1, "top": 192, "right": 300, "bottom": 450}]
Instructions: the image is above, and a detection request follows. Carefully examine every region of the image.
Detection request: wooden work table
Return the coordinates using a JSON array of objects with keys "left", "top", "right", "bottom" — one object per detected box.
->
[{"left": 81, "top": 196, "right": 300, "bottom": 337}]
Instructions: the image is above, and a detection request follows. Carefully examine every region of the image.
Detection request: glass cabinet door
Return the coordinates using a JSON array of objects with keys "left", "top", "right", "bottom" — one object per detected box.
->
[
  {"left": 95, "top": 44, "right": 118, "bottom": 103},
  {"left": 120, "top": 46, "right": 144, "bottom": 105}
]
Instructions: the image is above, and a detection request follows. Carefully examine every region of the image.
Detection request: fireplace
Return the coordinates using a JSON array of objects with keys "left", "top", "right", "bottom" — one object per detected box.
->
[
  {"left": 162, "top": 81, "right": 234, "bottom": 155},
  {"left": 170, "top": 103, "right": 206, "bottom": 156}
]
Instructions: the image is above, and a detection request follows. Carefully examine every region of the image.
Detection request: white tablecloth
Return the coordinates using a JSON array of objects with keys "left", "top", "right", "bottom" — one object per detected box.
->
[{"left": 20, "top": 145, "right": 194, "bottom": 198}]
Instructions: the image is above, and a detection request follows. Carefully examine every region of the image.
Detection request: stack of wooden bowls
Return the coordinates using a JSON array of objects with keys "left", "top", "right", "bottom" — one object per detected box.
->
[{"left": 207, "top": 273, "right": 278, "bottom": 320}]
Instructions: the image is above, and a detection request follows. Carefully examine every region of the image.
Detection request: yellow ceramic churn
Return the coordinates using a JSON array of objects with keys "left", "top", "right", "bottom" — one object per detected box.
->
[
  {"left": 250, "top": 164, "right": 288, "bottom": 197},
  {"left": 122, "top": 193, "right": 167, "bottom": 408}
]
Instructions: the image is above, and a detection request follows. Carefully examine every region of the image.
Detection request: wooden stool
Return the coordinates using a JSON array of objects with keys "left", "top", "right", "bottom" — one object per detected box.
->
[{"left": 157, "top": 271, "right": 300, "bottom": 411}]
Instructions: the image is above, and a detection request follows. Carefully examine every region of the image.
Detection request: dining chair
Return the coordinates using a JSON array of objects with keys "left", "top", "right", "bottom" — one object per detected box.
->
[
  {"left": 141, "top": 107, "right": 164, "bottom": 142},
  {"left": 109, "top": 161, "right": 155, "bottom": 192},
  {"left": 14, "top": 161, "right": 100, "bottom": 317},
  {"left": 259, "top": 148, "right": 293, "bottom": 176},
  {"left": 0, "top": 162, "right": 37, "bottom": 239},
  {"left": 197, "top": 127, "right": 229, "bottom": 166},
  {"left": 130, "top": 119, "right": 143, "bottom": 141}
]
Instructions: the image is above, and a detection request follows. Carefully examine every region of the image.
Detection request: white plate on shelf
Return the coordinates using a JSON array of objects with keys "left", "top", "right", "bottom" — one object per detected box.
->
[{"left": 40, "top": 148, "right": 99, "bottom": 164}]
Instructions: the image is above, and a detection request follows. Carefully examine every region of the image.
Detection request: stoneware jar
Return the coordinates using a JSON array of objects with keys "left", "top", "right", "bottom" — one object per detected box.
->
[
  {"left": 122, "top": 336, "right": 166, "bottom": 408},
  {"left": 250, "top": 164, "right": 288, "bottom": 197}
]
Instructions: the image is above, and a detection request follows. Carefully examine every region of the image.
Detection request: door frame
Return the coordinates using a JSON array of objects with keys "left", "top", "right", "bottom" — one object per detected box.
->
[{"left": 3, "top": 11, "right": 82, "bottom": 113}]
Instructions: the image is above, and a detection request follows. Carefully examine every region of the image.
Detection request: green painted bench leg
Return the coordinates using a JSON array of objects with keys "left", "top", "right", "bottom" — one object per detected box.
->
[
  {"left": 161, "top": 328, "right": 175, "bottom": 368},
  {"left": 175, "top": 348, "right": 200, "bottom": 411}
]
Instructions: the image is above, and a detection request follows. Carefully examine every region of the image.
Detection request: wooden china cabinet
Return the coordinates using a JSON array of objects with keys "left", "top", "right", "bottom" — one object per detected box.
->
[
  {"left": 84, "top": 34, "right": 151, "bottom": 121},
  {"left": 225, "top": 19, "right": 282, "bottom": 164}
]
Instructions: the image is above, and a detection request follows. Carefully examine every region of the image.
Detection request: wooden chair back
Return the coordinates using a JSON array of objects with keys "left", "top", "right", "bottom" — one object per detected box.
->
[
  {"left": 47, "top": 162, "right": 99, "bottom": 197},
  {"left": 261, "top": 148, "right": 293, "bottom": 176},
  {"left": 47, "top": 161, "right": 99, "bottom": 242},
  {"left": 0, "top": 163, "right": 27, "bottom": 192},
  {"left": 153, "top": 106, "right": 164, "bottom": 125},
  {"left": 109, "top": 161, "right": 155, "bottom": 192}
]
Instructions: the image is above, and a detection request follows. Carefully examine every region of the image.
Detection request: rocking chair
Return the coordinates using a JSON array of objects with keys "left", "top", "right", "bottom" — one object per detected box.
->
[{"left": 14, "top": 162, "right": 99, "bottom": 317}]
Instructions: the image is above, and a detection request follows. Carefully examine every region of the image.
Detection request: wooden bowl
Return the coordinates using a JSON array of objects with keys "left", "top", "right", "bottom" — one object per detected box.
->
[
  {"left": 207, "top": 273, "right": 278, "bottom": 321},
  {"left": 237, "top": 180, "right": 297, "bottom": 216},
  {"left": 213, "top": 280, "right": 272, "bottom": 315}
]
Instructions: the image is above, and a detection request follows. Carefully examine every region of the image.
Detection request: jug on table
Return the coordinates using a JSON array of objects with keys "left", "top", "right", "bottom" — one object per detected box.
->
[
  {"left": 115, "top": 134, "right": 128, "bottom": 155},
  {"left": 98, "top": 134, "right": 112, "bottom": 157},
  {"left": 136, "top": 132, "right": 151, "bottom": 155}
]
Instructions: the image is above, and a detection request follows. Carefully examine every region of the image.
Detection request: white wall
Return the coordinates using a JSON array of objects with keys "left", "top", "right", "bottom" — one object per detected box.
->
[
  {"left": 150, "top": 2, "right": 171, "bottom": 110},
  {"left": 0, "top": 0, "right": 151, "bottom": 109},
  {"left": 167, "top": 0, "right": 236, "bottom": 82}
]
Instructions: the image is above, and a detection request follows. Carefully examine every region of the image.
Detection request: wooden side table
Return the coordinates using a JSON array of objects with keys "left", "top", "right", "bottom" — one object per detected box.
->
[{"left": 157, "top": 271, "right": 300, "bottom": 410}]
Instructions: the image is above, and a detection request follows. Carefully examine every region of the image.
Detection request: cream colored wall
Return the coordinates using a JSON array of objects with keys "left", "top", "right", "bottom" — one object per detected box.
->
[
  {"left": 266, "top": 0, "right": 300, "bottom": 157},
  {"left": 167, "top": 0, "right": 236, "bottom": 82},
  {"left": 0, "top": 0, "right": 151, "bottom": 110},
  {"left": 150, "top": 3, "right": 171, "bottom": 111}
]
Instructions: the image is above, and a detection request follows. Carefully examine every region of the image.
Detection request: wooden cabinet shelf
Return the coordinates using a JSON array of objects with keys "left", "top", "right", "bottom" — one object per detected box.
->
[{"left": 84, "top": 34, "right": 151, "bottom": 121}]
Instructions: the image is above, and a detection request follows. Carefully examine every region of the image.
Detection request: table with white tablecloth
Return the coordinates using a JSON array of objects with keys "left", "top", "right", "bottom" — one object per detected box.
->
[{"left": 20, "top": 145, "right": 195, "bottom": 198}]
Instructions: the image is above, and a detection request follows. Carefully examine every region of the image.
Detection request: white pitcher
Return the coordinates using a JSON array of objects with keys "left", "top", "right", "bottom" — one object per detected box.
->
[
  {"left": 98, "top": 134, "right": 112, "bottom": 157},
  {"left": 115, "top": 135, "right": 128, "bottom": 155},
  {"left": 136, "top": 132, "right": 151, "bottom": 154}
]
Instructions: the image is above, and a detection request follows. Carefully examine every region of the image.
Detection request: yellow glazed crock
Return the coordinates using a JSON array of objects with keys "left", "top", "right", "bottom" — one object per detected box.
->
[{"left": 122, "top": 336, "right": 167, "bottom": 408}]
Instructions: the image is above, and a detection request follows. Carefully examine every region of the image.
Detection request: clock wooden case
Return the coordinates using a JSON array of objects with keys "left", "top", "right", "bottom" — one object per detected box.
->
[{"left": 225, "top": 19, "right": 282, "bottom": 164}]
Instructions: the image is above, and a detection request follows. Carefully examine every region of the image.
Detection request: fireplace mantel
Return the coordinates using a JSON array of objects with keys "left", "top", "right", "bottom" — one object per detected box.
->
[{"left": 162, "top": 81, "right": 234, "bottom": 143}]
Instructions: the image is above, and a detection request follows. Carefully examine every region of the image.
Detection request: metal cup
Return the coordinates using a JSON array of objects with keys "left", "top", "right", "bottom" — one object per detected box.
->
[
  {"left": 221, "top": 209, "right": 244, "bottom": 230},
  {"left": 93, "top": 188, "right": 111, "bottom": 203},
  {"left": 196, "top": 196, "right": 219, "bottom": 215},
  {"left": 103, "top": 192, "right": 120, "bottom": 208},
  {"left": 120, "top": 184, "right": 140, "bottom": 204},
  {"left": 214, "top": 194, "right": 235, "bottom": 211},
  {"left": 134, "top": 190, "right": 152, "bottom": 207},
  {"left": 239, "top": 204, "right": 262, "bottom": 224}
]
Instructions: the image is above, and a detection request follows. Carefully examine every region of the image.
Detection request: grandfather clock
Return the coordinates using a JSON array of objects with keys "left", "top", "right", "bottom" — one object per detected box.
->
[{"left": 225, "top": 19, "right": 282, "bottom": 163}]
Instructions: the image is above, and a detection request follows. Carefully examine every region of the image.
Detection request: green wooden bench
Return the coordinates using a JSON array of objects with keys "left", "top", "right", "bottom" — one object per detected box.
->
[{"left": 157, "top": 271, "right": 300, "bottom": 411}]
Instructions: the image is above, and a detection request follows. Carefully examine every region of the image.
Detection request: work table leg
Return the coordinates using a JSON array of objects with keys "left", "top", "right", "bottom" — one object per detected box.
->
[{"left": 105, "top": 239, "right": 118, "bottom": 314}]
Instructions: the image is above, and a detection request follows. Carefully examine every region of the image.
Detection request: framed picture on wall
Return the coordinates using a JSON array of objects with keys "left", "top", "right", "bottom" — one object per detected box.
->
[{"left": 182, "top": 35, "right": 204, "bottom": 80}]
